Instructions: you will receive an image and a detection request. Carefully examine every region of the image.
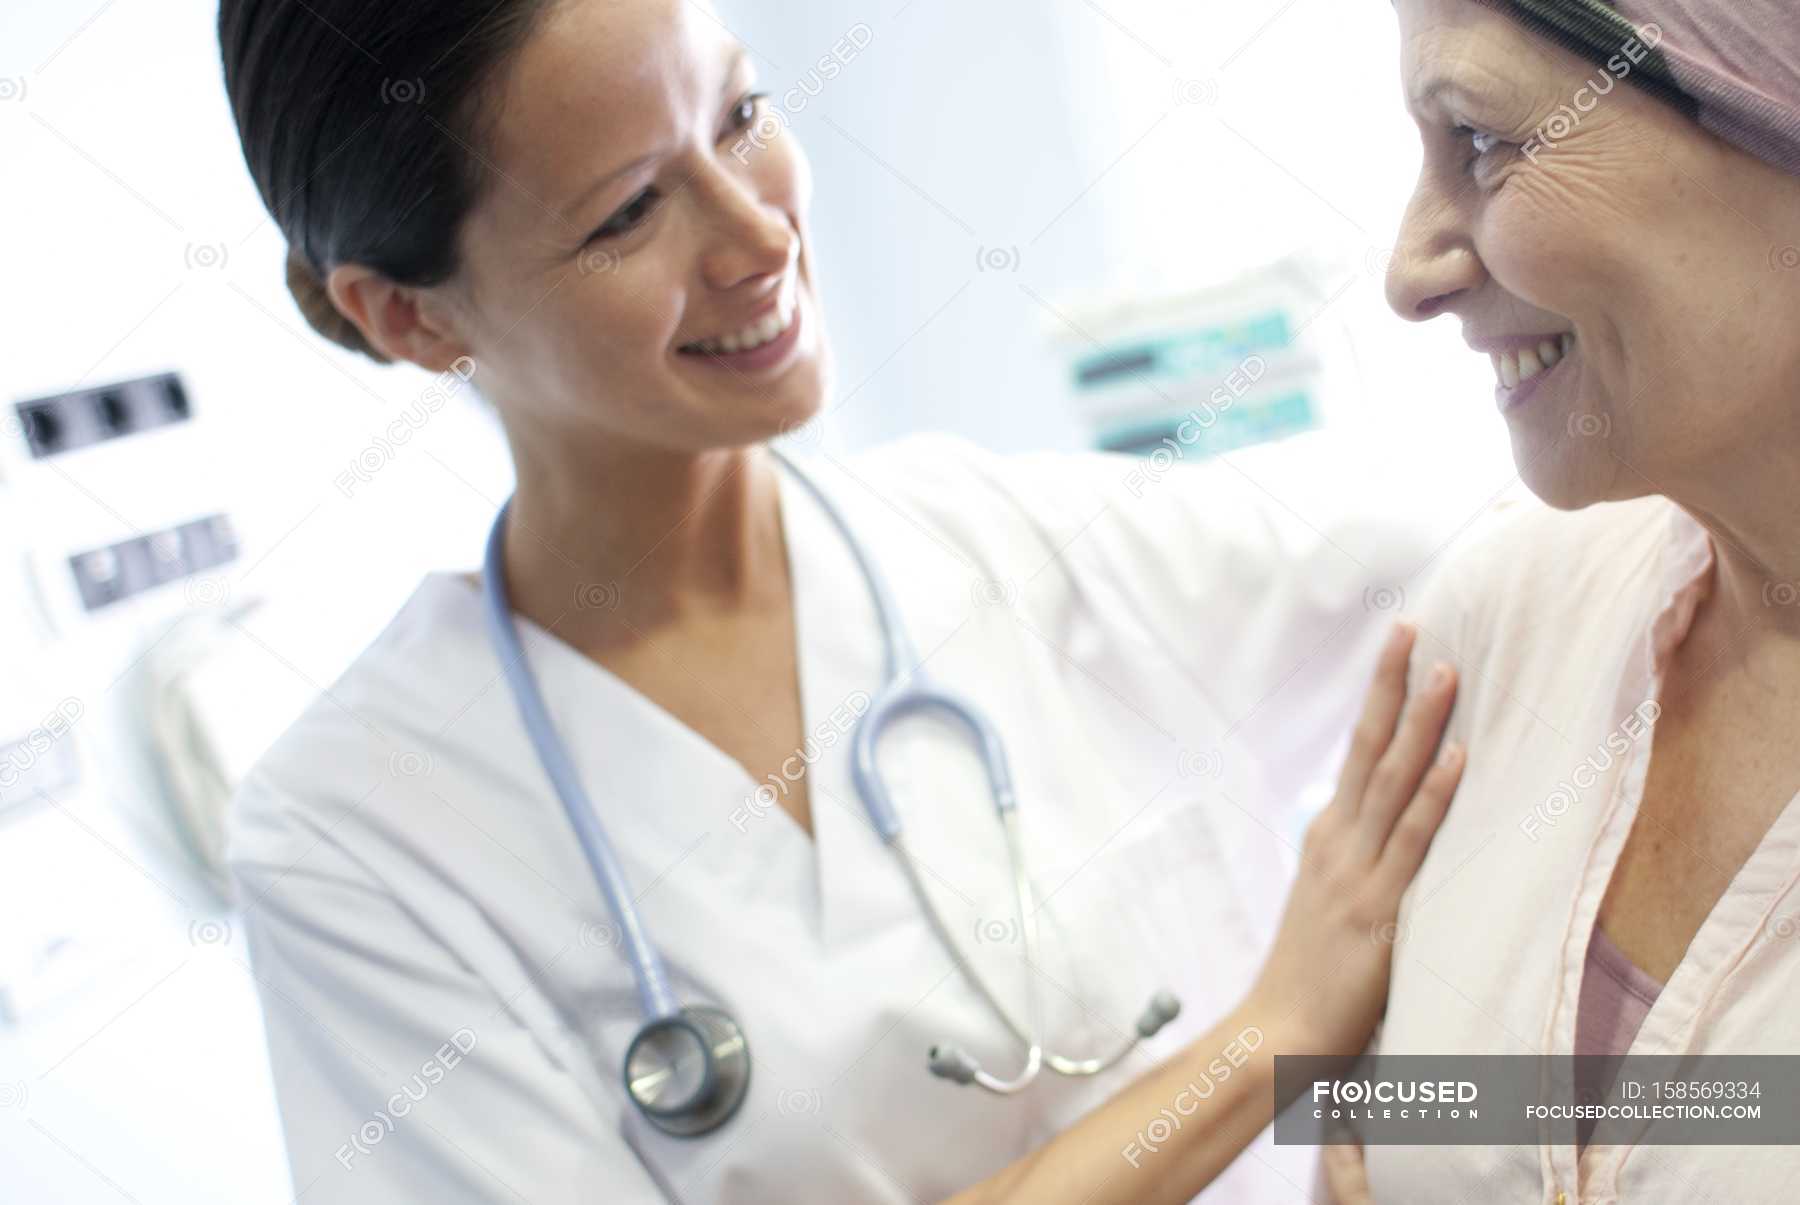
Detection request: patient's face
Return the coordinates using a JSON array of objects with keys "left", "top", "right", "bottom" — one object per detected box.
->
[{"left": 1385, "top": 0, "right": 1800, "bottom": 510}]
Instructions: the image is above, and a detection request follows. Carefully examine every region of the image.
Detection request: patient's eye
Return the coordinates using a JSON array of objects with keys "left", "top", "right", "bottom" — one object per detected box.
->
[
  {"left": 1452, "top": 124, "right": 1505, "bottom": 159},
  {"left": 1448, "top": 124, "right": 1517, "bottom": 183}
]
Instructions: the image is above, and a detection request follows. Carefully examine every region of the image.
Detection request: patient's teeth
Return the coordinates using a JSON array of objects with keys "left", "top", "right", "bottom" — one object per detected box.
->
[{"left": 1486, "top": 333, "right": 1576, "bottom": 390}]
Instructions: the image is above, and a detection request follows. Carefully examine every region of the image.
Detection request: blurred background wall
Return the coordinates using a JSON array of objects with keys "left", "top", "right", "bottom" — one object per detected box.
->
[{"left": 0, "top": 1, "right": 1512, "bottom": 1199}]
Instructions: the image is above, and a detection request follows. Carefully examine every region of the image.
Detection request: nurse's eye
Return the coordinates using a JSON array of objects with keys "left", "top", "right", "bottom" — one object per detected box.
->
[
  {"left": 589, "top": 186, "right": 661, "bottom": 242},
  {"left": 722, "top": 91, "right": 767, "bottom": 139}
]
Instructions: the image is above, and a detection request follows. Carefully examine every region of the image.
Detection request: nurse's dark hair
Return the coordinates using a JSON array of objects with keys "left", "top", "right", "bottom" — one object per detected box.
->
[{"left": 217, "top": 0, "right": 557, "bottom": 362}]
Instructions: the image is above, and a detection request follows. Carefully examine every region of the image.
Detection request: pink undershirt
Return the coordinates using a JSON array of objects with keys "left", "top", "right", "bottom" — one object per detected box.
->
[{"left": 1574, "top": 927, "right": 1665, "bottom": 1149}]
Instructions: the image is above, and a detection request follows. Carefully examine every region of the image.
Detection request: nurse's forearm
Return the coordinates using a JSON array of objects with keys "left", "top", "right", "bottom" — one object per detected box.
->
[
  {"left": 945, "top": 623, "right": 1457, "bottom": 1204},
  {"left": 940, "top": 1003, "right": 1286, "bottom": 1205}
]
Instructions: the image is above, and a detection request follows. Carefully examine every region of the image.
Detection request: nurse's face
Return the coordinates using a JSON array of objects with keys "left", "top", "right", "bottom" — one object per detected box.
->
[
  {"left": 447, "top": 0, "right": 828, "bottom": 452},
  {"left": 1385, "top": 0, "right": 1800, "bottom": 510}
]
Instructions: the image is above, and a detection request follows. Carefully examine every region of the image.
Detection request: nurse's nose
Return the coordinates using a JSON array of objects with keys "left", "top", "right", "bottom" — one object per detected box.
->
[{"left": 698, "top": 170, "right": 797, "bottom": 293}]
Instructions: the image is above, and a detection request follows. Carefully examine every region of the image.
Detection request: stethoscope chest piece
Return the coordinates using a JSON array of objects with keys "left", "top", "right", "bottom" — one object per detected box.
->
[
  {"left": 624, "top": 1006, "right": 752, "bottom": 1137},
  {"left": 487, "top": 452, "right": 1175, "bottom": 1133}
]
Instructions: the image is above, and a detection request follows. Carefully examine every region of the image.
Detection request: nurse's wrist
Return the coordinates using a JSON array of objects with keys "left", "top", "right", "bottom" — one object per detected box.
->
[
  {"left": 1178, "top": 1000, "right": 1283, "bottom": 1095},
  {"left": 1235, "top": 984, "right": 1323, "bottom": 1057},
  {"left": 1239, "top": 966, "right": 1381, "bottom": 1061}
]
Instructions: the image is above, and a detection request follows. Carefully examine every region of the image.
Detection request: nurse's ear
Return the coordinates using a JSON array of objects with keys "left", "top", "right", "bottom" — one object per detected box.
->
[{"left": 308, "top": 254, "right": 473, "bottom": 376}]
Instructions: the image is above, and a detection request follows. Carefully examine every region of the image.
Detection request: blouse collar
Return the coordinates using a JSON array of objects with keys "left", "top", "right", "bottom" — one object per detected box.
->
[{"left": 1647, "top": 503, "right": 1717, "bottom": 675}]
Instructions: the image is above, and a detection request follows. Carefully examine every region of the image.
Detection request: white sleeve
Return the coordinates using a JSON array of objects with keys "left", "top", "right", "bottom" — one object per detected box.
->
[
  {"left": 231, "top": 796, "right": 666, "bottom": 1204},
  {"left": 931, "top": 430, "right": 1448, "bottom": 811}
]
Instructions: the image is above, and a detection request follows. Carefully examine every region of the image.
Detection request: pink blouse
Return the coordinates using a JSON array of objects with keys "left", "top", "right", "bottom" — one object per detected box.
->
[{"left": 1361, "top": 497, "right": 1800, "bottom": 1203}]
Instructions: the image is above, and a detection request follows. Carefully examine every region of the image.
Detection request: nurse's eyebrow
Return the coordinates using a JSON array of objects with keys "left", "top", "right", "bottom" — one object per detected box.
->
[{"left": 559, "top": 48, "right": 753, "bottom": 223}]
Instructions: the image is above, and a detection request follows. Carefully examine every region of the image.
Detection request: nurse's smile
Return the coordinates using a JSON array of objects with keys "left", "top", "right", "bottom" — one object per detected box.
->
[{"left": 675, "top": 268, "right": 811, "bottom": 378}]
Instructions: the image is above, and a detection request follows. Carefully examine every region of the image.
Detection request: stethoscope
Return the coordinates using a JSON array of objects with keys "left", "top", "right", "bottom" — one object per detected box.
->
[{"left": 481, "top": 449, "right": 1181, "bottom": 1138}]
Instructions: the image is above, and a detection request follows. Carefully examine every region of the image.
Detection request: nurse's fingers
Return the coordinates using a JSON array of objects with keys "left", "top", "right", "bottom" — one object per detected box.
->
[
  {"left": 1332, "top": 622, "right": 1416, "bottom": 819},
  {"left": 1374, "top": 738, "right": 1463, "bottom": 890},
  {"left": 1320, "top": 1141, "right": 1374, "bottom": 1204},
  {"left": 1356, "top": 660, "right": 1457, "bottom": 857}
]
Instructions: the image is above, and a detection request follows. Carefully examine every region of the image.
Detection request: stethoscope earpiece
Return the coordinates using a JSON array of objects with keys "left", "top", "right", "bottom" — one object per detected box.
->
[
  {"left": 1136, "top": 991, "right": 1182, "bottom": 1038},
  {"left": 924, "top": 988, "right": 1184, "bottom": 1094},
  {"left": 927, "top": 1044, "right": 981, "bottom": 1085}
]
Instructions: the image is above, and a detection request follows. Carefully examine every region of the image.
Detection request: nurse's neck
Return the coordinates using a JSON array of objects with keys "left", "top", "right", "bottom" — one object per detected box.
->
[{"left": 499, "top": 438, "right": 790, "bottom": 643}]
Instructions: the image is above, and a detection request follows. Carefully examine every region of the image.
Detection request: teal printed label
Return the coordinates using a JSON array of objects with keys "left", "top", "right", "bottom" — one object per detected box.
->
[
  {"left": 1073, "top": 311, "right": 1293, "bottom": 393},
  {"left": 1098, "top": 390, "right": 1316, "bottom": 460}
]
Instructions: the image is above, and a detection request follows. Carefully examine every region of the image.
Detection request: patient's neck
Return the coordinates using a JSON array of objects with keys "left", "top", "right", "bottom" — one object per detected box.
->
[{"left": 1680, "top": 489, "right": 1800, "bottom": 650}]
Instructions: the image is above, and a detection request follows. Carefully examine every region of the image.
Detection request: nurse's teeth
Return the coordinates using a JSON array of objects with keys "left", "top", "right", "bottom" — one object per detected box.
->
[
  {"left": 685, "top": 297, "right": 797, "bottom": 355},
  {"left": 1493, "top": 333, "right": 1573, "bottom": 388}
]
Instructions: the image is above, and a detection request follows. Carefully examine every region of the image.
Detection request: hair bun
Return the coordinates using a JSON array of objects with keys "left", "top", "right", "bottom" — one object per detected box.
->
[{"left": 284, "top": 246, "right": 391, "bottom": 363}]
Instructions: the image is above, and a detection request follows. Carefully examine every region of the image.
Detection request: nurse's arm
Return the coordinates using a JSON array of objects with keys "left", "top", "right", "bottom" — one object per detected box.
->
[{"left": 943, "top": 622, "right": 1460, "bottom": 1205}]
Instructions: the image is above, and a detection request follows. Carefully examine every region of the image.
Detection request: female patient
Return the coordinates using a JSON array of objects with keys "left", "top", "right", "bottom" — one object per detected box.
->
[{"left": 1356, "top": 0, "right": 1800, "bottom": 1200}]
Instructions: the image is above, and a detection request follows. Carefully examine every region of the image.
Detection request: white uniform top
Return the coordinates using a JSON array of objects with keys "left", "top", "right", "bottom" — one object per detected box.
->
[{"left": 229, "top": 433, "right": 1434, "bottom": 1204}]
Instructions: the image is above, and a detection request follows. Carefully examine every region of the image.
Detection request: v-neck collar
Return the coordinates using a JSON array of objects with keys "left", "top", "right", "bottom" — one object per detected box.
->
[
  {"left": 450, "top": 471, "right": 820, "bottom": 905},
  {"left": 777, "top": 455, "right": 946, "bottom": 950},
  {"left": 465, "top": 456, "right": 966, "bottom": 952}
]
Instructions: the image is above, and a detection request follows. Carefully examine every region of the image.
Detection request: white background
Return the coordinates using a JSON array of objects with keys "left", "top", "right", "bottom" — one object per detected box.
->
[{"left": 0, "top": 1, "right": 1517, "bottom": 1201}]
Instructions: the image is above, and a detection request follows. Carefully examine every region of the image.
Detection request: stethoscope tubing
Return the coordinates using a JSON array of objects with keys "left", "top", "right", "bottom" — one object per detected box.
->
[
  {"left": 481, "top": 505, "right": 682, "bottom": 1023},
  {"left": 481, "top": 448, "right": 1170, "bottom": 1121}
]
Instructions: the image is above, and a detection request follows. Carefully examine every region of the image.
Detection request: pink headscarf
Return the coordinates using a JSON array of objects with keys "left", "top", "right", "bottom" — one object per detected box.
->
[{"left": 1481, "top": 0, "right": 1800, "bottom": 175}]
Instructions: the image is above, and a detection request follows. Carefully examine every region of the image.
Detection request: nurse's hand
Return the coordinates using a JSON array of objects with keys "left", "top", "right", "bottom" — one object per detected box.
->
[
  {"left": 943, "top": 620, "right": 1459, "bottom": 1205},
  {"left": 1320, "top": 1141, "right": 1376, "bottom": 1204},
  {"left": 1246, "top": 619, "right": 1462, "bottom": 1056}
]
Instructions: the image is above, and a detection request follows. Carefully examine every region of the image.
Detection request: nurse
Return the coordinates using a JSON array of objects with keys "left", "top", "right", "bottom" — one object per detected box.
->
[{"left": 217, "top": 0, "right": 1464, "bottom": 1200}]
